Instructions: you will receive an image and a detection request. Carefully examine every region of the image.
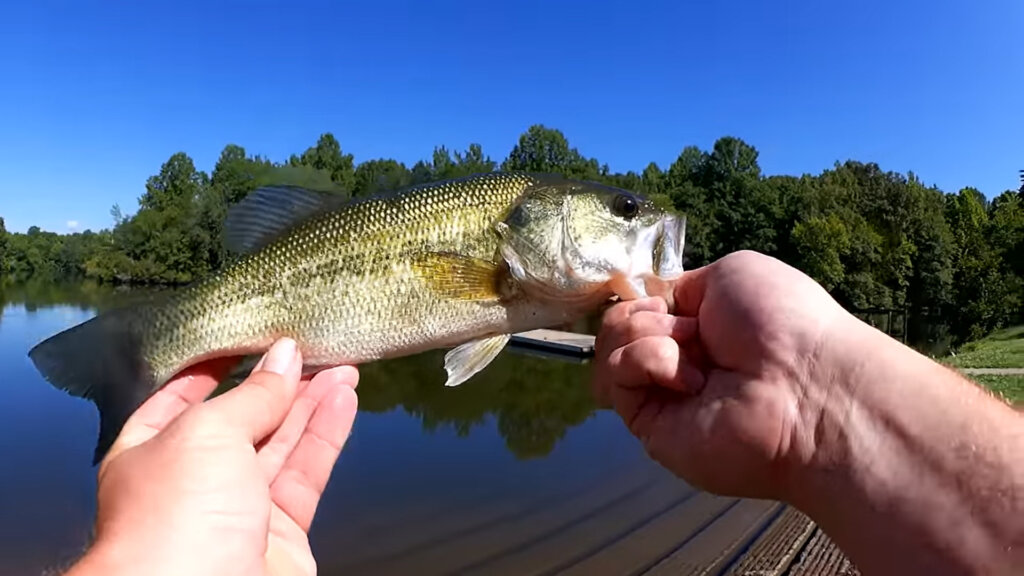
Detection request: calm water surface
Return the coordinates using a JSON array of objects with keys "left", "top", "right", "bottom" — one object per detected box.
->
[{"left": 0, "top": 281, "right": 674, "bottom": 575}]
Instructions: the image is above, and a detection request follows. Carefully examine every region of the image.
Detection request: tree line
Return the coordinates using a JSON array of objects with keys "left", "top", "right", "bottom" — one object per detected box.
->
[{"left": 1, "top": 124, "right": 1022, "bottom": 345}]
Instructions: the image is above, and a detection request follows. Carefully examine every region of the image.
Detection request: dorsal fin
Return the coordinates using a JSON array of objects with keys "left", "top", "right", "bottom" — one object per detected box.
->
[{"left": 224, "top": 185, "right": 349, "bottom": 255}]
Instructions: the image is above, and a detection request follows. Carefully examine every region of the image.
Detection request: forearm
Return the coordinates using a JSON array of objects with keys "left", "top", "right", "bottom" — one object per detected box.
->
[{"left": 787, "top": 316, "right": 1024, "bottom": 575}]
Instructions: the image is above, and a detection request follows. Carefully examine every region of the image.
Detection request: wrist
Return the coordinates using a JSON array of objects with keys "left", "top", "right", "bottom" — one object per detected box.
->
[
  {"left": 771, "top": 310, "right": 871, "bottom": 489},
  {"left": 779, "top": 313, "right": 1024, "bottom": 574}
]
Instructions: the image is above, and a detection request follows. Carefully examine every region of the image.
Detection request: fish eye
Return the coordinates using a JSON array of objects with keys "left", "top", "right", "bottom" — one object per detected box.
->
[{"left": 612, "top": 194, "right": 640, "bottom": 220}]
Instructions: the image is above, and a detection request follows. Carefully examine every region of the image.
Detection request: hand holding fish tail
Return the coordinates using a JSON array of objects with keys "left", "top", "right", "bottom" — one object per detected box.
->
[{"left": 66, "top": 338, "right": 359, "bottom": 576}]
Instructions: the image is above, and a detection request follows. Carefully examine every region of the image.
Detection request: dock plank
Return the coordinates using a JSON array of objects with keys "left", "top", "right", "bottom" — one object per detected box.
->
[
  {"left": 458, "top": 471, "right": 694, "bottom": 576},
  {"left": 788, "top": 528, "right": 861, "bottom": 576},
  {"left": 343, "top": 467, "right": 674, "bottom": 576},
  {"left": 721, "top": 506, "right": 816, "bottom": 576},
  {"left": 555, "top": 492, "right": 738, "bottom": 576},
  {"left": 641, "top": 499, "right": 782, "bottom": 576},
  {"left": 511, "top": 329, "right": 597, "bottom": 356}
]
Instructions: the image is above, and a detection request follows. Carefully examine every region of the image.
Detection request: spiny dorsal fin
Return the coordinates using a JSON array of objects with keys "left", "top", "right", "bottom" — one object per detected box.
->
[
  {"left": 443, "top": 333, "right": 510, "bottom": 387},
  {"left": 224, "top": 185, "right": 349, "bottom": 255},
  {"left": 410, "top": 252, "right": 504, "bottom": 302}
]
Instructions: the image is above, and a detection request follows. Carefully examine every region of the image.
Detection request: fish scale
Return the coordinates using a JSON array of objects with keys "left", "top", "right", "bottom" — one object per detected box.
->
[
  {"left": 141, "top": 173, "right": 535, "bottom": 373},
  {"left": 28, "top": 171, "right": 686, "bottom": 464}
]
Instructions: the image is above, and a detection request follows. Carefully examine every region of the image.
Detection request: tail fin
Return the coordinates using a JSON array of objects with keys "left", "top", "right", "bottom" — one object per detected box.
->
[{"left": 28, "top": 309, "right": 155, "bottom": 465}]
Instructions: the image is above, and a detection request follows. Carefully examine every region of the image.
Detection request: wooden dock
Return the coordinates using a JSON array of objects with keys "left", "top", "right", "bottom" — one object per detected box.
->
[
  {"left": 511, "top": 329, "right": 597, "bottom": 357},
  {"left": 380, "top": 329, "right": 860, "bottom": 575},
  {"left": 319, "top": 464, "right": 859, "bottom": 576}
]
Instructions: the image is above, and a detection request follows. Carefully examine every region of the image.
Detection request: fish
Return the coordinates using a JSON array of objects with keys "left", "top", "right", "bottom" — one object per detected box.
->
[{"left": 28, "top": 171, "right": 687, "bottom": 463}]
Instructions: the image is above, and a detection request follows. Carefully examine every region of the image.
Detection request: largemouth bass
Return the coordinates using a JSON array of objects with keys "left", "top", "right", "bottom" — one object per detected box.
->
[{"left": 29, "top": 172, "right": 686, "bottom": 463}]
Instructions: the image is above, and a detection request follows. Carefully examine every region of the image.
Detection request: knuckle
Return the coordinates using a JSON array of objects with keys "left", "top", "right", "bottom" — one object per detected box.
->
[
  {"left": 647, "top": 297, "right": 669, "bottom": 315},
  {"left": 625, "top": 312, "right": 661, "bottom": 340},
  {"left": 652, "top": 337, "right": 679, "bottom": 364},
  {"left": 604, "top": 347, "right": 626, "bottom": 372},
  {"left": 601, "top": 301, "right": 629, "bottom": 328},
  {"left": 627, "top": 336, "right": 676, "bottom": 369}
]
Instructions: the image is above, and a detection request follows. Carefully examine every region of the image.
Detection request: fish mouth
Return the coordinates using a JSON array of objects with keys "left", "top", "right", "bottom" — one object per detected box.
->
[
  {"left": 606, "top": 213, "right": 687, "bottom": 302},
  {"left": 653, "top": 214, "right": 686, "bottom": 280}
]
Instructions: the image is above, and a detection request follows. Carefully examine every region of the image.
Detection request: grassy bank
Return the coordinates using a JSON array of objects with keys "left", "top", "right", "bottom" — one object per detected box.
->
[
  {"left": 942, "top": 325, "right": 1024, "bottom": 369},
  {"left": 968, "top": 374, "right": 1024, "bottom": 406},
  {"left": 940, "top": 325, "right": 1024, "bottom": 406}
]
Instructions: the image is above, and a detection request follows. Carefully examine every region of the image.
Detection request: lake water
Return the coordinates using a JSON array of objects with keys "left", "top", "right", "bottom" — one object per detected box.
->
[{"left": 0, "top": 281, "right": 685, "bottom": 575}]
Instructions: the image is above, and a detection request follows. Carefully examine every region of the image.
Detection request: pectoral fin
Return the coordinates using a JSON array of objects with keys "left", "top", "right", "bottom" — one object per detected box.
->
[
  {"left": 443, "top": 334, "right": 510, "bottom": 387},
  {"left": 411, "top": 252, "right": 503, "bottom": 301}
]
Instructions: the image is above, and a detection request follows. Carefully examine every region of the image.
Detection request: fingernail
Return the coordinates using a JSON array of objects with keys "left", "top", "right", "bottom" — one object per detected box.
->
[{"left": 263, "top": 338, "right": 296, "bottom": 375}]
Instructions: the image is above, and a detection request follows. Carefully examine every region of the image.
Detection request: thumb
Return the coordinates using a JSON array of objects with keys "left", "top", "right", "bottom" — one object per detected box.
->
[
  {"left": 672, "top": 264, "right": 710, "bottom": 317},
  {"left": 203, "top": 338, "right": 304, "bottom": 444}
]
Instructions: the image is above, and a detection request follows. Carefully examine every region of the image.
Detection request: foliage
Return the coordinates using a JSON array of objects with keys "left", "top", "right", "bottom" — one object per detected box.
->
[
  {"left": 968, "top": 374, "right": 1024, "bottom": 406},
  {"left": 942, "top": 325, "right": 1024, "bottom": 369},
  {"left": 0, "top": 217, "right": 7, "bottom": 277},
  {"left": 2, "top": 126, "right": 1022, "bottom": 345}
]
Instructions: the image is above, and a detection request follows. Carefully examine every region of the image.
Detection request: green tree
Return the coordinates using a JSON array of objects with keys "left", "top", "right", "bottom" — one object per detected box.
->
[
  {"left": 989, "top": 191, "right": 1024, "bottom": 275},
  {"left": 987, "top": 191, "right": 1024, "bottom": 323},
  {"left": 704, "top": 137, "right": 778, "bottom": 256},
  {"left": 88, "top": 152, "right": 214, "bottom": 284},
  {"left": 792, "top": 214, "right": 851, "bottom": 291},
  {"left": 198, "top": 145, "right": 278, "bottom": 269},
  {"left": 663, "top": 147, "right": 714, "bottom": 266},
  {"left": 353, "top": 159, "right": 411, "bottom": 197},
  {"left": 289, "top": 133, "right": 355, "bottom": 191},
  {"left": 0, "top": 217, "right": 8, "bottom": 279},
  {"left": 639, "top": 162, "right": 665, "bottom": 197},
  {"left": 7, "top": 124, "right": 1023, "bottom": 353},
  {"left": 455, "top": 143, "right": 496, "bottom": 176},
  {"left": 904, "top": 179, "right": 954, "bottom": 319},
  {"left": 762, "top": 174, "right": 816, "bottom": 265},
  {"left": 945, "top": 188, "right": 1013, "bottom": 341},
  {"left": 501, "top": 125, "right": 601, "bottom": 180}
]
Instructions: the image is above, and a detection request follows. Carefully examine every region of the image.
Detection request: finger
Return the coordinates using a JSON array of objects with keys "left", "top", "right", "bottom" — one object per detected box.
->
[
  {"left": 673, "top": 265, "right": 710, "bottom": 317},
  {"left": 600, "top": 297, "right": 669, "bottom": 332},
  {"left": 596, "top": 297, "right": 672, "bottom": 357},
  {"left": 105, "top": 356, "right": 238, "bottom": 460},
  {"left": 592, "top": 335, "right": 704, "bottom": 414},
  {"left": 271, "top": 370, "right": 359, "bottom": 532},
  {"left": 202, "top": 338, "right": 303, "bottom": 444},
  {"left": 610, "top": 381, "right": 690, "bottom": 441},
  {"left": 608, "top": 336, "right": 706, "bottom": 393},
  {"left": 596, "top": 311, "right": 697, "bottom": 359},
  {"left": 257, "top": 365, "right": 356, "bottom": 480},
  {"left": 590, "top": 367, "right": 614, "bottom": 409}
]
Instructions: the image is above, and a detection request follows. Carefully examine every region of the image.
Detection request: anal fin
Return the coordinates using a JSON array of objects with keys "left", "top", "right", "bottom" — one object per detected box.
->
[{"left": 443, "top": 333, "right": 510, "bottom": 387}]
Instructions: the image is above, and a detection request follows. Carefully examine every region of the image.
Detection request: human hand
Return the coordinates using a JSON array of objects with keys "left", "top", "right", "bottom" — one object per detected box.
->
[
  {"left": 67, "top": 337, "right": 359, "bottom": 576},
  {"left": 592, "top": 250, "right": 853, "bottom": 500}
]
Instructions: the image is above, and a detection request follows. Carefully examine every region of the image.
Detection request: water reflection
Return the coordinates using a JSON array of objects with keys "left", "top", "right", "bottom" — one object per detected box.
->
[
  {"left": 0, "top": 277, "right": 129, "bottom": 313},
  {"left": 0, "top": 280, "right": 651, "bottom": 575},
  {"left": 358, "top": 349, "right": 597, "bottom": 460},
  {"left": 6, "top": 280, "right": 930, "bottom": 574},
  {"left": 4, "top": 280, "right": 601, "bottom": 462}
]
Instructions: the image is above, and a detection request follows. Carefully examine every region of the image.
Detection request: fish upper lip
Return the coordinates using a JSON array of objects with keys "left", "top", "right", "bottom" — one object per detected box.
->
[{"left": 656, "top": 214, "right": 686, "bottom": 279}]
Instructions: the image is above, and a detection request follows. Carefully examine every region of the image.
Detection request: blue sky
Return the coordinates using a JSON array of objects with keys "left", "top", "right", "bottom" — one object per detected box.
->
[{"left": 1, "top": 0, "right": 1021, "bottom": 233}]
